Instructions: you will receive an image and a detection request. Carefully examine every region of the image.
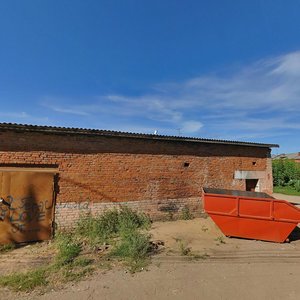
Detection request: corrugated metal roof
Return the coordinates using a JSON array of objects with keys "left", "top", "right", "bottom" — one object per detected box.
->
[{"left": 0, "top": 122, "right": 279, "bottom": 148}]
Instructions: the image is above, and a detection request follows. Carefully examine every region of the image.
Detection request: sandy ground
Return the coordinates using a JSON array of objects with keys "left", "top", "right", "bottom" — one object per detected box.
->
[
  {"left": 273, "top": 192, "right": 300, "bottom": 204},
  {"left": 0, "top": 242, "right": 55, "bottom": 276},
  {"left": 36, "top": 262, "right": 300, "bottom": 300},
  {"left": 1, "top": 193, "right": 300, "bottom": 299}
]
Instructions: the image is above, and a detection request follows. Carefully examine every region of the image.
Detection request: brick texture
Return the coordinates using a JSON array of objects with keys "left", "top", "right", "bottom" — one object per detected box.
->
[{"left": 0, "top": 130, "right": 273, "bottom": 229}]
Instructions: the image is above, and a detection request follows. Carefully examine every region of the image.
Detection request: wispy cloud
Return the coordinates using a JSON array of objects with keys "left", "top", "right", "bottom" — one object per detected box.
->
[
  {"left": 0, "top": 111, "right": 30, "bottom": 119},
  {"left": 43, "top": 102, "right": 90, "bottom": 116},
  {"left": 0, "top": 111, "right": 50, "bottom": 125},
  {"left": 41, "top": 51, "right": 300, "bottom": 140}
]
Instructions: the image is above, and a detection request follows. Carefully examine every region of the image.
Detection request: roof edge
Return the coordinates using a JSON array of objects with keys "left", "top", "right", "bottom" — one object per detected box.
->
[{"left": 0, "top": 122, "right": 279, "bottom": 148}]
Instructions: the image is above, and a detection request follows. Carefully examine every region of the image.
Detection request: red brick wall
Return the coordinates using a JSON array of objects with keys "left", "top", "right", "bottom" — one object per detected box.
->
[{"left": 0, "top": 130, "right": 272, "bottom": 228}]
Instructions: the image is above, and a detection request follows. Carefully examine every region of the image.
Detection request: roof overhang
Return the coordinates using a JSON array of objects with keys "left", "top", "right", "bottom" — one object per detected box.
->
[{"left": 0, "top": 123, "right": 280, "bottom": 148}]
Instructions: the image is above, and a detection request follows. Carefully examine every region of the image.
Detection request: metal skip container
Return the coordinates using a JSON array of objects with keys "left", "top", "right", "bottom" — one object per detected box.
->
[{"left": 203, "top": 187, "right": 300, "bottom": 243}]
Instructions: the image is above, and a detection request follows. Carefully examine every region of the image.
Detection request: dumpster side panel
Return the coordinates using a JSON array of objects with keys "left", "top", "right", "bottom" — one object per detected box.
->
[
  {"left": 274, "top": 202, "right": 300, "bottom": 222},
  {"left": 239, "top": 198, "right": 272, "bottom": 220},
  {"left": 210, "top": 214, "right": 297, "bottom": 243},
  {"left": 203, "top": 194, "right": 238, "bottom": 216}
]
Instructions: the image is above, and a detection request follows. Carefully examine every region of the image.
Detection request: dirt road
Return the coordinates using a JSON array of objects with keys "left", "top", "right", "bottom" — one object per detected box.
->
[
  {"left": 273, "top": 192, "right": 300, "bottom": 204},
  {"left": 35, "top": 261, "right": 300, "bottom": 300}
]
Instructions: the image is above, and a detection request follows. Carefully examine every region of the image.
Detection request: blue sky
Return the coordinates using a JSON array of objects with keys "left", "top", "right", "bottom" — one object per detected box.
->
[{"left": 1, "top": 1, "right": 300, "bottom": 154}]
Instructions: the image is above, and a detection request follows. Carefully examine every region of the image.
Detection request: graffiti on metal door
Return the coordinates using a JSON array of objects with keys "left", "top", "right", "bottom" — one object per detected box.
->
[{"left": 0, "top": 171, "right": 56, "bottom": 244}]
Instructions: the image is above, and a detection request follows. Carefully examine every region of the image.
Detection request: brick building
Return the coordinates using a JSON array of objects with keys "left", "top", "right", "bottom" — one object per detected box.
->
[{"left": 0, "top": 123, "right": 278, "bottom": 243}]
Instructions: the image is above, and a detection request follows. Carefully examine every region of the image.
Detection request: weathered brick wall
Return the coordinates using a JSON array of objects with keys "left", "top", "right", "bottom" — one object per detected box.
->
[
  {"left": 0, "top": 130, "right": 272, "bottom": 229},
  {"left": 55, "top": 197, "right": 202, "bottom": 230}
]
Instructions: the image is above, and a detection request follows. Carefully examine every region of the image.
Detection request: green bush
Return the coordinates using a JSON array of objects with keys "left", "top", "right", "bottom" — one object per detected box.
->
[
  {"left": 273, "top": 159, "right": 300, "bottom": 187},
  {"left": 295, "top": 180, "right": 300, "bottom": 192}
]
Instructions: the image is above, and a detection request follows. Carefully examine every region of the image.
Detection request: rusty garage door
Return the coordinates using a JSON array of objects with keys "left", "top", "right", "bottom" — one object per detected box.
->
[{"left": 0, "top": 171, "right": 56, "bottom": 244}]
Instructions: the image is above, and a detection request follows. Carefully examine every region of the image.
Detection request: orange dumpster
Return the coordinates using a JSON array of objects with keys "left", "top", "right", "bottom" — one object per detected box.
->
[{"left": 203, "top": 188, "right": 300, "bottom": 243}]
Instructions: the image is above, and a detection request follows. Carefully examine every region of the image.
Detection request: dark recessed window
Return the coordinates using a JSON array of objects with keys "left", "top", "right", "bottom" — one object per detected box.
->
[
  {"left": 252, "top": 161, "right": 257, "bottom": 166},
  {"left": 183, "top": 162, "right": 190, "bottom": 167}
]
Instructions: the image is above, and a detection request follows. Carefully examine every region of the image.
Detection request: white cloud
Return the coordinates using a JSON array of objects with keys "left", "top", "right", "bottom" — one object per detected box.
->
[
  {"left": 41, "top": 50, "right": 300, "bottom": 140},
  {"left": 181, "top": 121, "right": 203, "bottom": 133},
  {"left": 45, "top": 105, "right": 90, "bottom": 116},
  {"left": 271, "top": 51, "right": 300, "bottom": 76}
]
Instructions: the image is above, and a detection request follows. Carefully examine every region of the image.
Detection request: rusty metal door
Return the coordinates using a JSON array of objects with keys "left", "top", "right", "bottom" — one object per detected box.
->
[{"left": 0, "top": 171, "right": 55, "bottom": 244}]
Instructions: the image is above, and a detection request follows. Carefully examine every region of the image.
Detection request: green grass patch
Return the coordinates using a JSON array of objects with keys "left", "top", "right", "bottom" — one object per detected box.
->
[
  {"left": 72, "top": 257, "right": 94, "bottom": 267},
  {"left": 80, "top": 207, "right": 153, "bottom": 273},
  {"left": 0, "top": 240, "right": 93, "bottom": 292},
  {"left": 54, "top": 233, "right": 81, "bottom": 266},
  {"left": 0, "top": 232, "right": 85, "bottom": 292},
  {"left": 75, "top": 206, "right": 151, "bottom": 250},
  {"left": 75, "top": 209, "right": 120, "bottom": 247},
  {"left": 0, "top": 268, "right": 47, "bottom": 291},
  {"left": 274, "top": 186, "right": 300, "bottom": 196},
  {"left": 57, "top": 265, "right": 94, "bottom": 283},
  {"left": 0, "top": 206, "right": 153, "bottom": 292},
  {"left": 0, "top": 243, "right": 16, "bottom": 253},
  {"left": 112, "top": 230, "right": 151, "bottom": 272}
]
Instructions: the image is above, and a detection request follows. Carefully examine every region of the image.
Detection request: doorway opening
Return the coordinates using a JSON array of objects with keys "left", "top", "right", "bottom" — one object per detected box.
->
[{"left": 246, "top": 179, "right": 259, "bottom": 192}]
